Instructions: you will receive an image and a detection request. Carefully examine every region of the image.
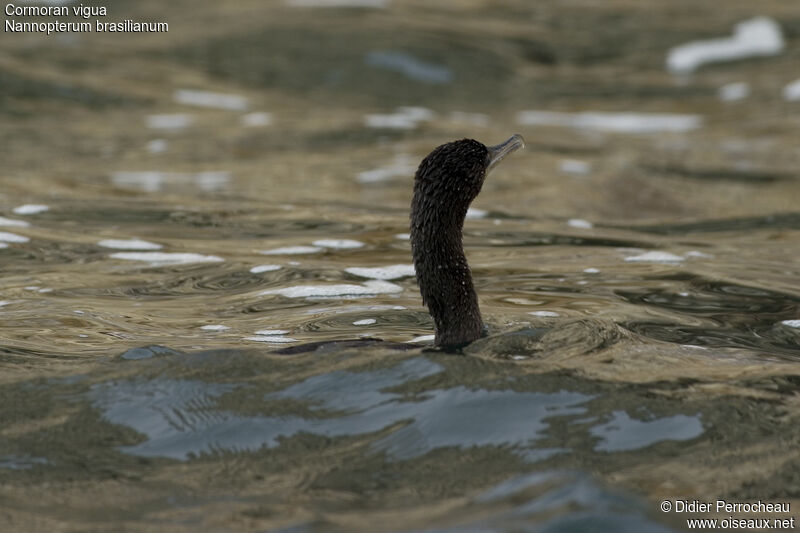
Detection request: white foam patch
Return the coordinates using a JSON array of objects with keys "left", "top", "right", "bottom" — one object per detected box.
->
[
  {"left": 250, "top": 264, "right": 282, "bottom": 273},
  {"left": 364, "top": 106, "right": 435, "bottom": 129},
  {"left": 147, "top": 139, "right": 168, "bottom": 154},
  {"left": 194, "top": 172, "right": 231, "bottom": 191},
  {"left": 395, "top": 233, "right": 410, "bottom": 240},
  {"left": 109, "top": 252, "right": 224, "bottom": 266},
  {"left": 517, "top": 110, "right": 702, "bottom": 134},
  {"left": 559, "top": 159, "right": 591, "bottom": 175},
  {"left": 245, "top": 335, "right": 298, "bottom": 343},
  {"left": 0, "top": 232, "right": 30, "bottom": 243},
  {"left": 466, "top": 207, "right": 487, "bottom": 219},
  {"left": 356, "top": 154, "right": 415, "bottom": 183},
  {"left": 0, "top": 216, "right": 30, "bottom": 227},
  {"left": 583, "top": 267, "right": 600, "bottom": 274},
  {"left": 241, "top": 112, "right": 273, "bottom": 127},
  {"left": 98, "top": 239, "right": 163, "bottom": 250},
  {"left": 667, "top": 17, "right": 784, "bottom": 74},
  {"left": 568, "top": 218, "right": 593, "bottom": 229},
  {"left": 312, "top": 239, "right": 364, "bottom": 249},
  {"left": 200, "top": 325, "right": 230, "bottom": 331},
  {"left": 397, "top": 107, "right": 435, "bottom": 122},
  {"left": 345, "top": 264, "right": 415, "bottom": 280},
  {"left": 407, "top": 334, "right": 435, "bottom": 343},
  {"left": 12, "top": 204, "right": 49, "bottom": 215},
  {"left": 261, "top": 245, "right": 322, "bottom": 255},
  {"left": 364, "top": 114, "right": 417, "bottom": 129},
  {"left": 0, "top": 300, "right": 10, "bottom": 307},
  {"left": 529, "top": 311, "right": 560, "bottom": 317},
  {"left": 259, "top": 280, "right": 402, "bottom": 298},
  {"left": 353, "top": 318, "right": 377, "bottom": 326},
  {"left": 174, "top": 89, "right": 248, "bottom": 111},
  {"left": 781, "top": 320, "right": 800, "bottom": 328},
  {"left": 624, "top": 251, "right": 684, "bottom": 264},
  {"left": 718, "top": 82, "right": 750, "bottom": 102},
  {"left": 110, "top": 171, "right": 231, "bottom": 192},
  {"left": 110, "top": 171, "right": 163, "bottom": 192},
  {"left": 685, "top": 250, "right": 714, "bottom": 259},
  {"left": 783, "top": 79, "right": 800, "bottom": 102},
  {"left": 0, "top": 243, "right": 7, "bottom": 249},
  {"left": 146, "top": 114, "right": 193, "bottom": 130},
  {"left": 255, "top": 329, "right": 290, "bottom": 335}
]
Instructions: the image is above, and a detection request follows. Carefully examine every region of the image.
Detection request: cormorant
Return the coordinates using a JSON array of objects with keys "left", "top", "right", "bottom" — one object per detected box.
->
[
  {"left": 274, "top": 135, "right": 524, "bottom": 356},
  {"left": 410, "top": 135, "right": 525, "bottom": 348}
]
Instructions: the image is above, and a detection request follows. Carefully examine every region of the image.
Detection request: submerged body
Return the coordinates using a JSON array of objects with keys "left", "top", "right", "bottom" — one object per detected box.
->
[{"left": 411, "top": 135, "right": 524, "bottom": 348}]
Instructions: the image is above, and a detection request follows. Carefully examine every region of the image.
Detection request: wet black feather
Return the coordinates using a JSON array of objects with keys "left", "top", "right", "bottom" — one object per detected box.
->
[{"left": 410, "top": 139, "right": 491, "bottom": 348}]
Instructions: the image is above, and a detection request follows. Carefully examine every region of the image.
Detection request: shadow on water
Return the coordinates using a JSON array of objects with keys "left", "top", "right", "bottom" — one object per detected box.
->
[
  {"left": 169, "top": 22, "right": 513, "bottom": 109},
  {"left": 640, "top": 163, "right": 797, "bottom": 185},
  {"left": 0, "top": 68, "right": 148, "bottom": 112},
  {"left": 610, "top": 212, "right": 800, "bottom": 235},
  {"left": 470, "top": 230, "right": 652, "bottom": 249}
]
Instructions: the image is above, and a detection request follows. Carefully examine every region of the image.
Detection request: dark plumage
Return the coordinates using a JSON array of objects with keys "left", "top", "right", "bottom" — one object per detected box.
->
[{"left": 410, "top": 135, "right": 524, "bottom": 348}]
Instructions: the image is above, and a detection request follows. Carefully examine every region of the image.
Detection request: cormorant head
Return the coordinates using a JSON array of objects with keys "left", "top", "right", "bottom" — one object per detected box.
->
[{"left": 413, "top": 135, "right": 525, "bottom": 209}]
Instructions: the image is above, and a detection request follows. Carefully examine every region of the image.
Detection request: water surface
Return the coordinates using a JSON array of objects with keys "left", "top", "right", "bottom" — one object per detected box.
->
[{"left": 1, "top": 0, "right": 799, "bottom": 531}]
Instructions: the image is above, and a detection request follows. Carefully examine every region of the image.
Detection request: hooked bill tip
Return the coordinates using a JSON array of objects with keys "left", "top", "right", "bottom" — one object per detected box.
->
[
  {"left": 487, "top": 134, "right": 525, "bottom": 171},
  {"left": 508, "top": 133, "right": 525, "bottom": 150}
]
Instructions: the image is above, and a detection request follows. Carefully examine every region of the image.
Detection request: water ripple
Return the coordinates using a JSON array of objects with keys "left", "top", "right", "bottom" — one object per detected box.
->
[{"left": 618, "top": 277, "right": 800, "bottom": 357}]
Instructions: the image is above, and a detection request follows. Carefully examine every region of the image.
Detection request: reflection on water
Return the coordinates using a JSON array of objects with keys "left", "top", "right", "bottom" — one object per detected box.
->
[
  {"left": 468, "top": 472, "right": 677, "bottom": 533},
  {"left": 1, "top": 0, "right": 799, "bottom": 530},
  {"left": 0, "top": 455, "right": 49, "bottom": 470},
  {"left": 590, "top": 411, "right": 703, "bottom": 453},
  {"left": 87, "top": 354, "right": 704, "bottom": 464},
  {"left": 97, "top": 357, "right": 691, "bottom": 462},
  {"left": 365, "top": 51, "right": 453, "bottom": 85},
  {"left": 25, "top": 349, "right": 704, "bottom": 532}
]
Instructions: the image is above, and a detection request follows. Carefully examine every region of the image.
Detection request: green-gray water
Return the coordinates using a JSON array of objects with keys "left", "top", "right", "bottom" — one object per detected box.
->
[{"left": 1, "top": 1, "right": 799, "bottom": 531}]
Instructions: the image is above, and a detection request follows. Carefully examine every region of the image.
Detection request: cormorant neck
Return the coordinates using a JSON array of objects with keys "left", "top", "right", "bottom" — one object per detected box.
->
[
  {"left": 409, "top": 135, "right": 523, "bottom": 349},
  {"left": 410, "top": 195, "right": 483, "bottom": 349}
]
